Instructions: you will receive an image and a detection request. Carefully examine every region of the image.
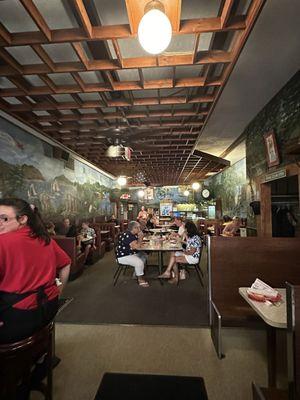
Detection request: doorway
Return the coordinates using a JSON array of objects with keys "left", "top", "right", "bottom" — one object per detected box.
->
[{"left": 271, "top": 175, "right": 299, "bottom": 237}]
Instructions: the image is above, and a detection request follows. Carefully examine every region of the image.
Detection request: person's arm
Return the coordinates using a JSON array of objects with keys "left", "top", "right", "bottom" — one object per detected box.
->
[
  {"left": 57, "top": 264, "right": 70, "bottom": 294},
  {"left": 184, "top": 246, "right": 196, "bottom": 255}
]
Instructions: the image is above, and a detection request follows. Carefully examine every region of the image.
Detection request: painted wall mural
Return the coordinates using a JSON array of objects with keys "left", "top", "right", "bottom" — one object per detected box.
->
[
  {"left": 0, "top": 117, "right": 114, "bottom": 220},
  {"left": 206, "top": 158, "right": 251, "bottom": 219},
  {"left": 129, "top": 186, "right": 202, "bottom": 205}
]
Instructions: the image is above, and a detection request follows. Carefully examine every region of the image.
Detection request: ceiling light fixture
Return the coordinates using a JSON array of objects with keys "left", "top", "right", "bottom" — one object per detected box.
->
[
  {"left": 138, "top": 0, "right": 172, "bottom": 55},
  {"left": 138, "top": 189, "right": 145, "bottom": 198},
  {"left": 183, "top": 190, "right": 190, "bottom": 196},
  {"left": 192, "top": 182, "right": 200, "bottom": 191},
  {"left": 117, "top": 176, "right": 127, "bottom": 186}
]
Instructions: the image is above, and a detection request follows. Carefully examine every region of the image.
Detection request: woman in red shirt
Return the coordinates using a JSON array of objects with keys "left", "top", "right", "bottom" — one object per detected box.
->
[{"left": 0, "top": 198, "right": 71, "bottom": 344}]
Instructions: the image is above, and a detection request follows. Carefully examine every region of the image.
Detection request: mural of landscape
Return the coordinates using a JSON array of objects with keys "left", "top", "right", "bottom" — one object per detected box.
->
[
  {"left": 0, "top": 117, "right": 114, "bottom": 220},
  {"left": 206, "top": 158, "right": 252, "bottom": 219}
]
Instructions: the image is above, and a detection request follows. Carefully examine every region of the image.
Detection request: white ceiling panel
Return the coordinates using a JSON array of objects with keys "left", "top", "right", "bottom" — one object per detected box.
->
[
  {"left": 33, "top": 0, "right": 78, "bottom": 29},
  {"left": 42, "top": 43, "right": 79, "bottom": 63},
  {"left": 78, "top": 71, "right": 104, "bottom": 84},
  {"left": 0, "top": 77, "right": 16, "bottom": 89},
  {"left": 0, "top": 0, "right": 39, "bottom": 32},
  {"left": 24, "top": 75, "right": 46, "bottom": 87},
  {"left": 93, "top": 0, "right": 129, "bottom": 25},
  {"left": 181, "top": 0, "right": 221, "bottom": 19},
  {"left": 48, "top": 73, "right": 76, "bottom": 85},
  {"left": 78, "top": 93, "right": 101, "bottom": 101},
  {"left": 6, "top": 46, "right": 42, "bottom": 65}
]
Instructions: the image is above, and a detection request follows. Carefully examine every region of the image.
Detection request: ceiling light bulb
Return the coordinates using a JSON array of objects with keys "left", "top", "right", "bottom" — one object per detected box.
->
[
  {"left": 138, "top": 1, "right": 172, "bottom": 55},
  {"left": 138, "top": 190, "right": 145, "bottom": 198},
  {"left": 117, "top": 176, "right": 127, "bottom": 186},
  {"left": 184, "top": 190, "right": 190, "bottom": 196},
  {"left": 192, "top": 182, "right": 200, "bottom": 191}
]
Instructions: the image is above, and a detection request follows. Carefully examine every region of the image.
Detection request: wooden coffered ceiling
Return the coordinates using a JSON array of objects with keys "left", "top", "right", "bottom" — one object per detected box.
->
[{"left": 0, "top": 0, "right": 265, "bottom": 185}]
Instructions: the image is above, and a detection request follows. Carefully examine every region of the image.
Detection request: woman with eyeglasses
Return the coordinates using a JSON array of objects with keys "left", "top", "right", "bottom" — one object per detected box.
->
[{"left": 0, "top": 198, "right": 71, "bottom": 344}]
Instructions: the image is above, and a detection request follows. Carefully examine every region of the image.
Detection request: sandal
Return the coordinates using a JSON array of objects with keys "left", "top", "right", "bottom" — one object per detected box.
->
[
  {"left": 158, "top": 272, "right": 171, "bottom": 279},
  {"left": 138, "top": 281, "right": 149, "bottom": 287},
  {"left": 168, "top": 277, "right": 179, "bottom": 285}
]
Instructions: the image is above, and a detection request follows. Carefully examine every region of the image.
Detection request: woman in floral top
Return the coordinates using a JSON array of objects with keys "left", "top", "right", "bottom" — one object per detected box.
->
[{"left": 158, "top": 221, "right": 201, "bottom": 284}]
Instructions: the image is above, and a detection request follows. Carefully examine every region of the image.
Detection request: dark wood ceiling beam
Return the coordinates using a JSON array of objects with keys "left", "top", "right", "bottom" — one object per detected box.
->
[
  {"left": 73, "top": 0, "right": 93, "bottom": 38},
  {"left": 0, "top": 48, "right": 23, "bottom": 74},
  {"left": 0, "top": 79, "right": 219, "bottom": 97},
  {"left": 31, "top": 44, "right": 56, "bottom": 71},
  {"left": 71, "top": 42, "right": 89, "bottom": 69},
  {"left": 221, "top": 0, "right": 235, "bottom": 28},
  {"left": 0, "top": 50, "right": 231, "bottom": 77},
  {"left": 0, "top": 15, "right": 246, "bottom": 47},
  {"left": 19, "top": 0, "right": 52, "bottom": 41},
  {"left": 0, "top": 22, "right": 12, "bottom": 44},
  {"left": 193, "top": 149, "right": 230, "bottom": 166}
]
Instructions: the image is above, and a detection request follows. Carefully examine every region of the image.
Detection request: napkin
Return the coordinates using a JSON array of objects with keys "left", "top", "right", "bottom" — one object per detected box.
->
[{"left": 247, "top": 278, "right": 279, "bottom": 301}]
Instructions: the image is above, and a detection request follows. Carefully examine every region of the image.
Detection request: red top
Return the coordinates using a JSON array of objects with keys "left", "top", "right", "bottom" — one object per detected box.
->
[{"left": 0, "top": 226, "right": 71, "bottom": 309}]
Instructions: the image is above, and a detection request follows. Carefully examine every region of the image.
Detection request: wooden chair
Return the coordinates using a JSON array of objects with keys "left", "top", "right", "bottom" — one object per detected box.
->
[
  {"left": 113, "top": 234, "right": 134, "bottom": 286},
  {"left": 0, "top": 322, "right": 54, "bottom": 400}
]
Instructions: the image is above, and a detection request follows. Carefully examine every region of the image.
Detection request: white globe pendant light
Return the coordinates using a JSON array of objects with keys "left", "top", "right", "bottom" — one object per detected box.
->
[
  {"left": 138, "top": 1, "right": 172, "bottom": 55},
  {"left": 117, "top": 176, "right": 127, "bottom": 186},
  {"left": 192, "top": 182, "right": 200, "bottom": 191},
  {"left": 138, "top": 189, "right": 145, "bottom": 198},
  {"left": 184, "top": 190, "right": 190, "bottom": 197}
]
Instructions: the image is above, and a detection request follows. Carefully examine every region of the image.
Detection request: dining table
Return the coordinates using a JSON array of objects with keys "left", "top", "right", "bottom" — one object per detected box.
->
[
  {"left": 239, "top": 287, "right": 287, "bottom": 387},
  {"left": 136, "top": 239, "right": 183, "bottom": 277}
]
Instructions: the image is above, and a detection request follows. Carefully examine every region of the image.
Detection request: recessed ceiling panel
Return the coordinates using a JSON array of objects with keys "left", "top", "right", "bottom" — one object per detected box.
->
[
  {"left": 0, "top": 0, "right": 39, "bottom": 32},
  {"left": 33, "top": 0, "right": 79, "bottom": 29},
  {"left": 42, "top": 43, "right": 79, "bottom": 63},
  {"left": 6, "top": 46, "right": 42, "bottom": 65},
  {"left": 48, "top": 73, "right": 76, "bottom": 85}
]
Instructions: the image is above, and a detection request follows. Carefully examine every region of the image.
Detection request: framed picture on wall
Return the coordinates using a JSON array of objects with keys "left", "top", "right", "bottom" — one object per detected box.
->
[{"left": 264, "top": 130, "right": 280, "bottom": 168}]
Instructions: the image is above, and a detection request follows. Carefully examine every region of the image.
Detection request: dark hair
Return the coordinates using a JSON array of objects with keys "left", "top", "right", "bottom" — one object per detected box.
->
[
  {"left": 185, "top": 220, "right": 199, "bottom": 238},
  {"left": 0, "top": 198, "right": 51, "bottom": 245},
  {"left": 223, "top": 215, "right": 232, "bottom": 223}
]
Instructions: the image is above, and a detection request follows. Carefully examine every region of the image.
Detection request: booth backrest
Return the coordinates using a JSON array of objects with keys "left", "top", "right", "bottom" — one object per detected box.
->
[
  {"left": 53, "top": 236, "right": 85, "bottom": 277},
  {"left": 210, "top": 237, "right": 300, "bottom": 309}
]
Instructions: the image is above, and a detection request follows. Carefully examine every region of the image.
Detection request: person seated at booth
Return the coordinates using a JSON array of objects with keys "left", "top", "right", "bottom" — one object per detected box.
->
[
  {"left": 56, "top": 217, "right": 77, "bottom": 237},
  {"left": 159, "top": 221, "right": 201, "bottom": 284},
  {"left": 78, "top": 221, "right": 96, "bottom": 263},
  {"left": 222, "top": 216, "right": 241, "bottom": 236},
  {"left": 116, "top": 221, "right": 149, "bottom": 287}
]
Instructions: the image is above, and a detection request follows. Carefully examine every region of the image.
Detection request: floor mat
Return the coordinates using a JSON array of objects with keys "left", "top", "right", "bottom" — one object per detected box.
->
[
  {"left": 56, "top": 251, "right": 208, "bottom": 327},
  {"left": 94, "top": 372, "right": 208, "bottom": 400}
]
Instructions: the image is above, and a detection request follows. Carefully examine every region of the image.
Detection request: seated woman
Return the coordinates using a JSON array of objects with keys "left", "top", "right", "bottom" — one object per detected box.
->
[
  {"left": 222, "top": 216, "right": 240, "bottom": 236},
  {"left": 0, "top": 198, "right": 70, "bottom": 344},
  {"left": 158, "top": 220, "right": 201, "bottom": 284},
  {"left": 78, "top": 221, "right": 96, "bottom": 263},
  {"left": 116, "top": 221, "right": 149, "bottom": 287}
]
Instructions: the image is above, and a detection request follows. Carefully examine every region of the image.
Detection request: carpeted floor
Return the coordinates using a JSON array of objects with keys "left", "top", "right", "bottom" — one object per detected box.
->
[{"left": 56, "top": 248, "right": 208, "bottom": 326}]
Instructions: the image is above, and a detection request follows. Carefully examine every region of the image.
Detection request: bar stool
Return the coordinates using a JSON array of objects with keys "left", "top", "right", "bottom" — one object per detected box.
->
[{"left": 0, "top": 322, "right": 54, "bottom": 400}]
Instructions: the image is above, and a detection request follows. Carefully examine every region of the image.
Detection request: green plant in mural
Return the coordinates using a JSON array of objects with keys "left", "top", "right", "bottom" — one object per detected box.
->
[{"left": 3, "top": 165, "right": 25, "bottom": 197}]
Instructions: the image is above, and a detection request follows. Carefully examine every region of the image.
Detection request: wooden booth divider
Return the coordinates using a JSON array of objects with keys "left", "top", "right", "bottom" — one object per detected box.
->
[{"left": 208, "top": 236, "right": 300, "bottom": 358}]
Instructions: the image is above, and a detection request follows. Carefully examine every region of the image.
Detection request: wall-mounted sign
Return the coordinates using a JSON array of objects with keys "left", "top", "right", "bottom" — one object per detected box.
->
[{"left": 264, "top": 169, "right": 286, "bottom": 183}]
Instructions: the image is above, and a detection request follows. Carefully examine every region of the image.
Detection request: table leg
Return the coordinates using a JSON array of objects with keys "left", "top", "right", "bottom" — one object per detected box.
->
[
  {"left": 266, "top": 325, "right": 277, "bottom": 387},
  {"left": 158, "top": 251, "right": 163, "bottom": 285}
]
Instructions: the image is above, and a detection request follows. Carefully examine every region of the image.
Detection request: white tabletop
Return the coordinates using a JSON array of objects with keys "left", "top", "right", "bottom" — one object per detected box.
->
[
  {"left": 150, "top": 228, "right": 173, "bottom": 233},
  {"left": 239, "top": 287, "right": 287, "bottom": 329}
]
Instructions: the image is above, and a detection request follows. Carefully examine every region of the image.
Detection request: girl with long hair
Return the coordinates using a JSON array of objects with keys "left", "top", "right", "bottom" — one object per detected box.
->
[{"left": 0, "top": 198, "right": 70, "bottom": 344}]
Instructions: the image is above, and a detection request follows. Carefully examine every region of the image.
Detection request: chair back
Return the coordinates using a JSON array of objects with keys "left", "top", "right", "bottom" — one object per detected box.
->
[{"left": 0, "top": 322, "right": 54, "bottom": 400}]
